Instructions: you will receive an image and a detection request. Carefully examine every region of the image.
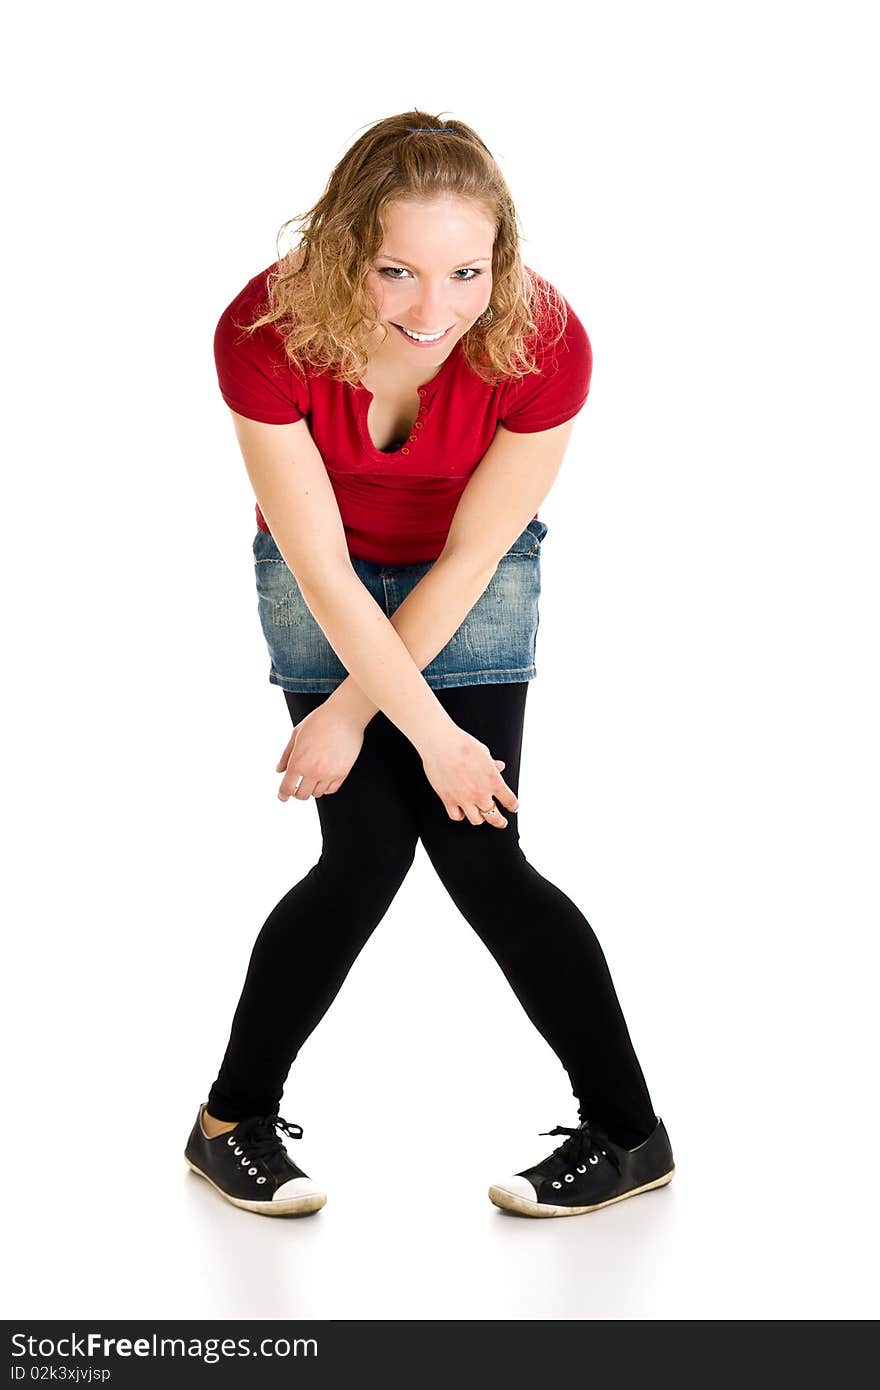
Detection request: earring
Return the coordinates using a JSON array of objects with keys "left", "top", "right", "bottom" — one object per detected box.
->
[{"left": 476, "top": 305, "right": 494, "bottom": 327}]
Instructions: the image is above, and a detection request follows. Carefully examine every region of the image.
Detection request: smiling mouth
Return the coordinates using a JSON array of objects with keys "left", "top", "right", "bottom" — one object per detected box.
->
[{"left": 392, "top": 322, "right": 454, "bottom": 344}]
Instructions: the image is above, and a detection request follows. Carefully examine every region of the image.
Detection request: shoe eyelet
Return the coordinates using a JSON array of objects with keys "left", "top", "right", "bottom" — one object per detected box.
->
[
  {"left": 226, "top": 1136, "right": 236, "bottom": 1146},
  {"left": 564, "top": 1174, "right": 574, "bottom": 1182},
  {"left": 552, "top": 1180, "right": 562, "bottom": 1189},
  {"left": 248, "top": 1167, "right": 258, "bottom": 1176},
  {"left": 241, "top": 1157, "right": 250, "bottom": 1166},
  {"left": 576, "top": 1164, "right": 587, "bottom": 1173},
  {"left": 256, "top": 1176, "right": 267, "bottom": 1184},
  {"left": 589, "top": 1154, "right": 599, "bottom": 1164},
  {"left": 234, "top": 1146, "right": 243, "bottom": 1155}
]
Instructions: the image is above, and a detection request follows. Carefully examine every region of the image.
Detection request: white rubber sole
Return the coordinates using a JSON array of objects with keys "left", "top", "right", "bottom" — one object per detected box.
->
[
  {"left": 488, "top": 1166, "right": 675, "bottom": 1218},
  {"left": 184, "top": 1156, "right": 327, "bottom": 1217}
]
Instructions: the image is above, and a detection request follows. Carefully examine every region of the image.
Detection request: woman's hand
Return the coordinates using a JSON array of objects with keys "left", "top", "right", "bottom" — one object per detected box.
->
[
  {"left": 276, "top": 704, "right": 366, "bottom": 801},
  {"left": 420, "top": 728, "right": 519, "bottom": 829}
]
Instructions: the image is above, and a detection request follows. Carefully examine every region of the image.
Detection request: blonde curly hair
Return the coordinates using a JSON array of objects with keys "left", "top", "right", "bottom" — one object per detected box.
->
[{"left": 235, "top": 109, "right": 568, "bottom": 389}]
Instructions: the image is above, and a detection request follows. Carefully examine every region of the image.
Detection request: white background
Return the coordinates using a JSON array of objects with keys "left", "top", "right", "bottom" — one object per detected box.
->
[{"left": 4, "top": 0, "right": 878, "bottom": 1321}]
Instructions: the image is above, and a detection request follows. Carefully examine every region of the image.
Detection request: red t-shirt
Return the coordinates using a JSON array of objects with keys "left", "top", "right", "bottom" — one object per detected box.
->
[{"left": 214, "top": 262, "right": 593, "bottom": 565}]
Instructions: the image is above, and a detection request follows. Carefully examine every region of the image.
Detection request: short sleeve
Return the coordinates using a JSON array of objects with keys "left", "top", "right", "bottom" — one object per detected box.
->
[
  {"left": 213, "top": 266, "right": 311, "bottom": 425},
  {"left": 498, "top": 294, "right": 593, "bottom": 434}
]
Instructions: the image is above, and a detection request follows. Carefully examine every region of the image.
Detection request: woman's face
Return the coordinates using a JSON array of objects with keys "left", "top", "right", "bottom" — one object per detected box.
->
[{"left": 364, "top": 196, "right": 495, "bottom": 362}]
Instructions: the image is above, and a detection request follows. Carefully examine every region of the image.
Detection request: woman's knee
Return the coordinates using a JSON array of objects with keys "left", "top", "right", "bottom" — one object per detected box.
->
[
  {"left": 419, "top": 820, "right": 526, "bottom": 891},
  {"left": 318, "top": 823, "right": 419, "bottom": 888}
]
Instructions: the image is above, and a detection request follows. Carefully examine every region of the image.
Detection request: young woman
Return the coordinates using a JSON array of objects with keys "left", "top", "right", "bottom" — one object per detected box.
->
[{"left": 184, "top": 111, "right": 675, "bottom": 1219}]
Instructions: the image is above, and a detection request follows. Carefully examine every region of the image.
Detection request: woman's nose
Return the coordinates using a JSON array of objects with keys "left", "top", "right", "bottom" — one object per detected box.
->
[{"left": 409, "top": 287, "right": 450, "bottom": 329}]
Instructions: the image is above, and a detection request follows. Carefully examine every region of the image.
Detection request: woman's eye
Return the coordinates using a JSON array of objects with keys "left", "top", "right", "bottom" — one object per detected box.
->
[{"left": 377, "top": 267, "right": 481, "bottom": 281}]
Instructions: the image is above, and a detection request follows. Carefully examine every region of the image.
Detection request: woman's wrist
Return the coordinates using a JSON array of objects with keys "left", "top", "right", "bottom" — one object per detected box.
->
[
  {"left": 324, "top": 677, "right": 375, "bottom": 731},
  {"left": 326, "top": 675, "right": 458, "bottom": 756}
]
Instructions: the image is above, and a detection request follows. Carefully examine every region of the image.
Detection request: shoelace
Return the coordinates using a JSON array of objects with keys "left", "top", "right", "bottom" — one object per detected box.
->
[
  {"left": 538, "top": 1122, "right": 622, "bottom": 1175},
  {"left": 233, "top": 1113, "right": 304, "bottom": 1163}
]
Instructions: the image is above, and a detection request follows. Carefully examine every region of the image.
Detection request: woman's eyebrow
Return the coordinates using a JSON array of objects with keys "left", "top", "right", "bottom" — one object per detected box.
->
[{"left": 376, "top": 255, "right": 492, "bottom": 269}]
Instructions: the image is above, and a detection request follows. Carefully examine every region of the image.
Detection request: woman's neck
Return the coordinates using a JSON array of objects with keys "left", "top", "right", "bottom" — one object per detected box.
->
[{"left": 360, "top": 340, "right": 454, "bottom": 394}]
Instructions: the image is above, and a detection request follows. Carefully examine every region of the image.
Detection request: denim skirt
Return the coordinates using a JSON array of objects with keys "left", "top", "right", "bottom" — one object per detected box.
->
[{"left": 252, "top": 518, "right": 549, "bottom": 692}]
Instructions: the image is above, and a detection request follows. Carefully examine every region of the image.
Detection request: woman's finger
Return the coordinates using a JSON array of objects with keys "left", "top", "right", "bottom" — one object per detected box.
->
[
  {"left": 276, "top": 734, "right": 296, "bottom": 773},
  {"left": 491, "top": 760, "right": 517, "bottom": 812},
  {"left": 481, "top": 801, "right": 509, "bottom": 830},
  {"left": 278, "top": 770, "right": 308, "bottom": 801},
  {"left": 293, "top": 775, "right": 319, "bottom": 801}
]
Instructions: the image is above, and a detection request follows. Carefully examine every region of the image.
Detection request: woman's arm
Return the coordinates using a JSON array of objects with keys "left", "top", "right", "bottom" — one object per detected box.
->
[
  {"left": 229, "top": 411, "right": 457, "bottom": 755},
  {"left": 325, "top": 551, "right": 499, "bottom": 729}
]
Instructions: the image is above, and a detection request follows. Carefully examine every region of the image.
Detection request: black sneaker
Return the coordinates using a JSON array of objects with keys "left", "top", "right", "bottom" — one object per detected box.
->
[
  {"left": 488, "top": 1116, "right": 675, "bottom": 1218},
  {"left": 184, "top": 1103, "right": 326, "bottom": 1216}
]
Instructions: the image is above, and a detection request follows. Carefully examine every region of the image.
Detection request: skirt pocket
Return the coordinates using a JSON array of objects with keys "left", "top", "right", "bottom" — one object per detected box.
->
[{"left": 253, "top": 531, "right": 350, "bottom": 691}]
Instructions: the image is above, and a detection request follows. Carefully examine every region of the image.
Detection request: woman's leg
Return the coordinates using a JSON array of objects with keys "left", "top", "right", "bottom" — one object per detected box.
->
[
  {"left": 206, "top": 692, "right": 422, "bottom": 1120},
  {"left": 413, "top": 681, "right": 659, "bottom": 1145}
]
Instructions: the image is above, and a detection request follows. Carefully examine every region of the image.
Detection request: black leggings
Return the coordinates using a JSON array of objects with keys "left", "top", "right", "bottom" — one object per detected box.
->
[{"left": 207, "top": 682, "right": 658, "bottom": 1145}]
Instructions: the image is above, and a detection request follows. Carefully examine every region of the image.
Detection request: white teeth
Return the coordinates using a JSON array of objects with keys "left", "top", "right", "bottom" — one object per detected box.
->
[{"left": 398, "top": 324, "right": 446, "bottom": 342}]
